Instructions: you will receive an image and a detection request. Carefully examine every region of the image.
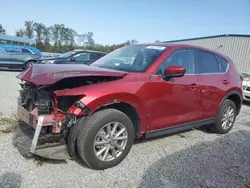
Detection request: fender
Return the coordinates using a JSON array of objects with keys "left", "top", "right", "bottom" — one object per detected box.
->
[
  {"left": 79, "top": 92, "right": 148, "bottom": 133},
  {"left": 217, "top": 90, "right": 243, "bottom": 115}
]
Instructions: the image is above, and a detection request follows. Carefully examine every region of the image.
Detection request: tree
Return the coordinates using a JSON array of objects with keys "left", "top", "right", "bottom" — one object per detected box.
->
[
  {"left": 76, "top": 34, "right": 86, "bottom": 46},
  {"left": 11, "top": 20, "right": 136, "bottom": 53},
  {"left": 15, "top": 29, "right": 25, "bottom": 37},
  {"left": 0, "top": 24, "right": 6, "bottom": 34},
  {"left": 51, "top": 24, "right": 61, "bottom": 46},
  {"left": 125, "top": 39, "right": 138, "bottom": 46},
  {"left": 24, "top": 20, "right": 34, "bottom": 38},
  {"left": 85, "top": 32, "right": 95, "bottom": 47},
  {"left": 33, "top": 22, "right": 46, "bottom": 43},
  {"left": 130, "top": 39, "right": 138, "bottom": 44},
  {"left": 43, "top": 27, "right": 51, "bottom": 45},
  {"left": 155, "top": 40, "right": 160, "bottom": 43}
]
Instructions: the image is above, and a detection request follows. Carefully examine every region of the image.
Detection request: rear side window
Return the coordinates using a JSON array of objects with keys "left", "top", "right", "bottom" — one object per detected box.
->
[
  {"left": 195, "top": 50, "right": 219, "bottom": 74},
  {"left": 22, "top": 48, "right": 32, "bottom": 54},
  {"left": 74, "top": 52, "right": 89, "bottom": 61},
  {"left": 216, "top": 55, "right": 228, "bottom": 72},
  {"left": 89, "top": 53, "right": 99, "bottom": 61}
]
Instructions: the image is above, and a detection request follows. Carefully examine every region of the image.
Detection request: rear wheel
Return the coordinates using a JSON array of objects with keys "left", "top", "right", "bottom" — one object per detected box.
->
[
  {"left": 23, "top": 61, "right": 36, "bottom": 70},
  {"left": 76, "top": 108, "right": 134, "bottom": 170},
  {"left": 211, "top": 99, "right": 237, "bottom": 134}
]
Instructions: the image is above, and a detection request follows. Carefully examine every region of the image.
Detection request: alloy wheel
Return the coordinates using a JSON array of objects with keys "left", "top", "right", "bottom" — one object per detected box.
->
[
  {"left": 93, "top": 122, "right": 128, "bottom": 162},
  {"left": 221, "top": 106, "right": 235, "bottom": 130}
]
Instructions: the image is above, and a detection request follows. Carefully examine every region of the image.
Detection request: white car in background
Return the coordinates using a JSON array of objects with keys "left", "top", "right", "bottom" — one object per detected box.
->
[{"left": 241, "top": 72, "right": 250, "bottom": 102}]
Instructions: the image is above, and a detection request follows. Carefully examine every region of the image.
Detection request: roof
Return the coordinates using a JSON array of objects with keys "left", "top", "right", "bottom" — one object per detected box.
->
[
  {"left": 163, "top": 34, "right": 250, "bottom": 43},
  {"left": 0, "top": 34, "right": 36, "bottom": 44},
  {"left": 132, "top": 43, "right": 230, "bottom": 60},
  {"left": 73, "top": 49, "right": 107, "bottom": 54}
]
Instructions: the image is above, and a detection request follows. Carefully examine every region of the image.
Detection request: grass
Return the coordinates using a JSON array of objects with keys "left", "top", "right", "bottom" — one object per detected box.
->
[{"left": 0, "top": 116, "right": 18, "bottom": 133}]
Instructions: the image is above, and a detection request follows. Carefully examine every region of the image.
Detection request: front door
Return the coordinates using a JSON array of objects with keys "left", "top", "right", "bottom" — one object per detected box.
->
[
  {"left": 147, "top": 49, "right": 202, "bottom": 131},
  {"left": 0, "top": 48, "right": 10, "bottom": 67}
]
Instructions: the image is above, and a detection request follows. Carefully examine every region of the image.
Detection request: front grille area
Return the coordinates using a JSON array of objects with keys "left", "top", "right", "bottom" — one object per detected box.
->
[
  {"left": 242, "top": 85, "right": 250, "bottom": 91},
  {"left": 245, "top": 96, "right": 250, "bottom": 100}
]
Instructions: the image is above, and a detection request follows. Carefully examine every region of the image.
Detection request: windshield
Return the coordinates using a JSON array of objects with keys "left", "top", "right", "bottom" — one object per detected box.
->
[
  {"left": 241, "top": 72, "right": 250, "bottom": 78},
  {"left": 59, "top": 51, "right": 76, "bottom": 58},
  {"left": 91, "top": 45, "right": 167, "bottom": 72},
  {"left": 241, "top": 72, "right": 250, "bottom": 81}
]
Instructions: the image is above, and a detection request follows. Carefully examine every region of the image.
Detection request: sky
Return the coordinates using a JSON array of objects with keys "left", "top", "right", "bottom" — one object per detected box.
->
[{"left": 0, "top": 0, "right": 250, "bottom": 45}]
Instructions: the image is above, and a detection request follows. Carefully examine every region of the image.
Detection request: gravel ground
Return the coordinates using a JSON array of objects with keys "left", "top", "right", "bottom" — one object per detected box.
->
[
  {"left": 0, "top": 69, "right": 21, "bottom": 116},
  {"left": 0, "top": 69, "right": 250, "bottom": 188}
]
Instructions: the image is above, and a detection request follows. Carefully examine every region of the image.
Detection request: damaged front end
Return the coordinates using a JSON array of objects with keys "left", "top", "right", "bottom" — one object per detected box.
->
[{"left": 14, "top": 64, "right": 126, "bottom": 160}]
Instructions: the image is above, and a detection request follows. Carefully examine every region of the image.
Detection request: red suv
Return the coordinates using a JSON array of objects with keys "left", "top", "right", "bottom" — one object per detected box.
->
[{"left": 15, "top": 43, "right": 243, "bottom": 170}]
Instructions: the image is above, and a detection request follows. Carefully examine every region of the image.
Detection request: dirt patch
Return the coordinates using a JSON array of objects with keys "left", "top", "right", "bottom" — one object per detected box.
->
[{"left": 0, "top": 116, "right": 18, "bottom": 133}]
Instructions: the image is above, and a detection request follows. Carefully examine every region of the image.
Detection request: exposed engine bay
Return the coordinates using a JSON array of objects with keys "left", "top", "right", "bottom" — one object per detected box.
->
[
  {"left": 19, "top": 76, "right": 119, "bottom": 115},
  {"left": 13, "top": 65, "right": 125, "bottom": 159},
  {"left": 18, "top": 75, "right": 121, "bottom": 141}
]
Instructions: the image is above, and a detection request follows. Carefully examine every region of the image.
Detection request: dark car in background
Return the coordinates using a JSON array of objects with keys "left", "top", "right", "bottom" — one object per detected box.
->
[
  {"left": 37, "top": 49, "right": 107, "bottom": 65},
  {"left": 0, "top": 44, "right": 42, "bottom": 70}
]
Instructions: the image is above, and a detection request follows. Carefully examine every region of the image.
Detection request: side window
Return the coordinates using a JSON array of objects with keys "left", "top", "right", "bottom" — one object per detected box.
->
[
  {"left": 74, "top": 53, "right": 89, "bottom": 61},
  {"left": 216, "top": 55, "right": 228, "bottom": 72},
  {"left": 89, "top": 53, "right": 99, "bottom": 61},
  {"left": 157, "top": 49, "right": 194, "bottom": 75},
  {"left": 195, "top": 50, "right": 219, "bottom": 74},
  {"left": 22, "top": 48, "right": 32, "bottom": 54}
]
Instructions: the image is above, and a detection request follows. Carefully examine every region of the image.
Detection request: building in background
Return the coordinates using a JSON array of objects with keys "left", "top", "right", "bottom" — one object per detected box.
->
[
  {"left": 0, "top": 34, "right": 36, "bottom": 47},
  {"left": 163, "top": 34, "right": 250, "bottom": 73}
]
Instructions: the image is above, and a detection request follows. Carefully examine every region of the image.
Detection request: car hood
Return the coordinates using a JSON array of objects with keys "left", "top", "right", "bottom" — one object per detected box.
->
[
  {"left": 243, "top": 80, "right": 250, "bottom": 86},
  {"left": 17, "top": 64, "right": 128, "bottom": 86}
]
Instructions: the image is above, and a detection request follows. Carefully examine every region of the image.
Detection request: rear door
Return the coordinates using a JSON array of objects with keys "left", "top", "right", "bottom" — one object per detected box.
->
[{"left": 194, "top": 49, "right": 227, "bottom": 118}]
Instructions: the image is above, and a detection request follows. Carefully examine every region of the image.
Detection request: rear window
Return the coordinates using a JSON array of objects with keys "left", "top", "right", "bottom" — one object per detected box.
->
[{"left": 196, "top": 50, "right": 219, "bottom": 74}]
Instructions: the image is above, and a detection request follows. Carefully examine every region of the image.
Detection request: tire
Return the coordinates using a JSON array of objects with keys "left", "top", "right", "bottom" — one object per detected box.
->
[
  {"left": 211, "top": 99, "right": 237, "bottom": 134},
  {"left": 76, "top": 108, "right": 134, "bottom": 170},
  {"left": 24, "top": 61, "right": 35, "bottom": 70}
]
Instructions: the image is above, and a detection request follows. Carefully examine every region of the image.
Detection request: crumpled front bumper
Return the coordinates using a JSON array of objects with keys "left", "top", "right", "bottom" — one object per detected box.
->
[{"left": 15, "top": 102, "right": 69, "bottom": 160}]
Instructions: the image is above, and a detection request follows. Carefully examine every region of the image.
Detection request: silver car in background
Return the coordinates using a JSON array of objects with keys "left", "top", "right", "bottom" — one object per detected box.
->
[
  {"left": 0, "top": 45, "right": 42, "bottom": 70},
  {"left": 241, "top": 72, "right": 250, "bottom": 102}
]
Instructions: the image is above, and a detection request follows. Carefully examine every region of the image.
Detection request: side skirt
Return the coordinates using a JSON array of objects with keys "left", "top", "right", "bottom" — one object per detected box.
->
[{"left": 145, "top": 118, "right": 216, "bottom": 139}]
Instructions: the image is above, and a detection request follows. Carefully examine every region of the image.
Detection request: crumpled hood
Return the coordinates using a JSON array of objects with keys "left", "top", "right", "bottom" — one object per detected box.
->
[
  {"left": 17, "top": 64, "right": 128, "bottom": 86},
  {"left": 242, "top": 80, "right": 250, "bottom": 86}
]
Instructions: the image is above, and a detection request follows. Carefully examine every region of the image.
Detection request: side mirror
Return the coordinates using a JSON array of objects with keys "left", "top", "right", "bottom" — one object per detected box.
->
[
  {"left": 70, "top": 57, "right": 76, "bottom": 61},
  {"left": 163, "top": 65, "right": 186, "bottom": 80}
]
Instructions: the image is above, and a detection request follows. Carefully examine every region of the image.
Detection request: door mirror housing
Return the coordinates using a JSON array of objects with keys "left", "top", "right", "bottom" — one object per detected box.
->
[{"left": 163, "top": 65, "right": 186, "bottom": 80}]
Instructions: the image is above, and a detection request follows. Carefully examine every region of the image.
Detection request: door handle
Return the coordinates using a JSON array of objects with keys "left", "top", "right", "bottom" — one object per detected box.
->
[
  {"left": 223, "top": 80, "right": 230, "bottom": 85},
  {"left": 189, "top": 83, "right": 198, "bottom": 90}
]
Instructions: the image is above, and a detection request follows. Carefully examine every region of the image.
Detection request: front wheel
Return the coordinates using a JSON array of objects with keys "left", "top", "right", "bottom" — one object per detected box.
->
[
  {"left": 76, "top": 108, "right": 135, "bottom": 170},
  {"left": 211, "top": 99, "right": 237, "bottom": 134}
]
